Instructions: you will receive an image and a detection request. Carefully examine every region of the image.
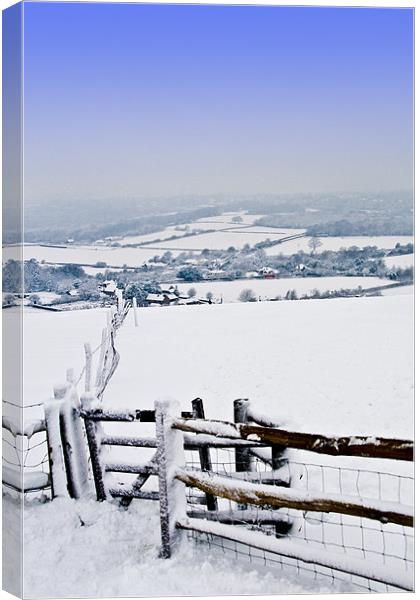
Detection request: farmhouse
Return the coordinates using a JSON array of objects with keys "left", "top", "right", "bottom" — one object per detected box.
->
[
  {"left": 146, "top": 292, "right": 179, "bottom": 307},
  {"left": 259, "top": 267, "right": 278, "bottom": 279},
  {"left": 99, "top": 280, "right": 118, "bottom": 296}
]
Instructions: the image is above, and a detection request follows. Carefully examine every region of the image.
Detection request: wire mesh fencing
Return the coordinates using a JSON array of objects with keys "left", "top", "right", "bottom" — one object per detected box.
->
[
  {"left": 183, "top": 445, "right": 414, "bottom": 592},
  {"left": 2, "top": 410, "right": 51, "bottom": 497}
]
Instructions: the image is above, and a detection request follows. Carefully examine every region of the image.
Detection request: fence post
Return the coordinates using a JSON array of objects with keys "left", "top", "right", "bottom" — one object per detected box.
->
[
  {"left": 57, "top": 383, "right": 78, "bottom": 499},
  {"left": 81, "top": 392, "right": 107, "bottom": 501},
  {"left": 191, "top": 398, "right": 218, "bottom": 511},
  {"left": 155, "top": 398, "right": 187, "bottom": 558},
  {"left": 132, "top": 297, "right": 139, "bottom": 327},
  {"left": 234, "top": 398, "right": 253, "bottom": 510},
  {"left": 84, "top": 342, "right": 92, "bottom": 393},
  {"left": 44, "top": 384, "right": 69, "bottom": 498},
  {"left": 234, "top": 399, "right": 253, "bottom": 472},
  {"left": 116, "top": 289, "right": 124, "bottom": 319},
  {"left": 271, "top": 444, "right": 293, "bottom": 536},
  {"left": 59, "top": 383, "right": 90, "bottom": 499}
]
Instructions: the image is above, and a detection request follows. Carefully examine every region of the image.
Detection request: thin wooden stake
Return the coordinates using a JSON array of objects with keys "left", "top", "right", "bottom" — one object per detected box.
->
[
  {"left": 116, "top": 289, "right": 124, "bottom": 317},
  {"left": 84, "top": 342, "right": 92, "bottom": 393},
  {"left": 133, "top": 297, "right": 139, "bottom": 327},
  {"left": 95, "top": 328, "right": 108, "bottom": 390},
  {"left": 192, "top": 398, "right": 217, "bottom": 511},
  {"left": 234, "top": 399, "right": 252, "bottom": 509},
  {"left": 271, "top": 443, "right": 292, "bottom": 536}
]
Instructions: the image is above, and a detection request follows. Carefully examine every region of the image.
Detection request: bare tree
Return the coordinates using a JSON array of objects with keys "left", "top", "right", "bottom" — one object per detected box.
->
[
  {"left": 309, "top": 236, "right": 323, "bottom": 255},
  {"left": 187, "top": 287, "right": 197, "bottom": 298}
]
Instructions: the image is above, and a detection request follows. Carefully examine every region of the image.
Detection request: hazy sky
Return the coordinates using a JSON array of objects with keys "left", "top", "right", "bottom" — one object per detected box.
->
[{"left": 23, "top": 3, "right": 413, "bottom": 202}]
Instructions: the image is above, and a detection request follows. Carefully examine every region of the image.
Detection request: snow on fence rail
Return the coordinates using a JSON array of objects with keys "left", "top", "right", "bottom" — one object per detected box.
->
[
  {"left": 2, "top": 299, "right": 130, "bottom": 497},
  {"left": 171, "top": 400, "right": 413, "bottom": 591},
  {"left": 79, "top": 396, "right": 413, "bottom": 592}
]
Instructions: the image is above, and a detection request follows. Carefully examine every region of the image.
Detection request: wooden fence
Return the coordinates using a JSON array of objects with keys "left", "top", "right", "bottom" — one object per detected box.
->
[
  {"left": 80, "top": 396, "right": 414, "bottom": 591},
  {"left": 3, "top": 296, "right": 413, "bottom": 591}
]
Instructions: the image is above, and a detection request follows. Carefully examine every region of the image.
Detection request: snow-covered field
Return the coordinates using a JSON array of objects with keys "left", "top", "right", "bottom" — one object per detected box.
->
[
  {"left": 4, "top": 294, "right": 414, "bottom": 597},
  {"left": 13, "top": 495, "right": 341, "bottom": 598},
  {"left": 104, "top": 296, "right": 413, "bottom": 438},
  {"left": 141, "top": 228, "right": 304, "bottom": 251},
  {"left": 383, "top": 253, "right": 414, "bottom": 269},
  {"left": 3, "top": 307, "right": 108, "bottom": 427},
  {"left": 115, "top": 223, "right": 232, "bottom": 245},
  {"left": 81, "top": 265, "right": 128, "bottom": 276},
  {"left": 115, "top": 221, "right": 260, "bottom": 245},
  {"left": 265, "top": 236, "right": 414, "bottom": 256},
  {"left": 381, "top": 284, "right": 413, "bottom": 296},
  {"left": 178, "top": 275, "right": 387, "bottom": 303},
  {"left": 9, "top": 293, "right": 412, "bottom": 434},
  {"left": 3, "top": 244, "right": 181, "bottom": 268},
  {"left": 11, "top": 294, "right": 413, "bottom": 437}
]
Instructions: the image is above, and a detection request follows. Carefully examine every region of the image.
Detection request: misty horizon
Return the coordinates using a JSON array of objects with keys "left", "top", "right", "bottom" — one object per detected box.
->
[{"left": 22, "top": 3, "right": 413, "bottom": 203}]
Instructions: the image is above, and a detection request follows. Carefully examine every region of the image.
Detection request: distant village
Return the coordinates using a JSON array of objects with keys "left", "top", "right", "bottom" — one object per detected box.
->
[
  {"left": 2, "top": 227, "right": 413, "bottom": 311},
  {"left": 3, "top": 266, "right": 281, "bottom": 311}
]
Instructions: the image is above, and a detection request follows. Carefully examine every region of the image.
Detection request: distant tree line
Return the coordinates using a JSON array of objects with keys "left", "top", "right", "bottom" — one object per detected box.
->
[{"left": 306, "top": 218, "right": 413, "bottom": 237}]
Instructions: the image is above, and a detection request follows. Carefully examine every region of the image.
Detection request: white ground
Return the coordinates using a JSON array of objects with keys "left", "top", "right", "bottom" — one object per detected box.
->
[
  {"left": 381, "top": 284, "right": 414, "bottom": 296},
  {"left": 383, "top": 253, "right": 414, "bottom": 269},
  {"left": 115, "top": 221, "right": 257, "bottom": 245},
  {"left": 80, "top": 265, "right": 128, "bottom": 276},
  {"left": 115, "top": 223, "right": 231, "bottom": 245},
  {"left": 265, "top": 236, "right": 414, "bottom": 256},
  {"left": 3, "top": 307, "right": 108, "bottom": 427},
  {"left": 105, "top": 296, "right": 413, "bottom": 438},
  {"left": 8, "top": 493, "right": 345, "bottom": 599},
  {"left": 4, "top": 294, "right": 414, "bottom": 597},
  {"left": 3, "top": 244, "right": 181, "bottom": 268},
  {"left": 178, "top": 275, "right": 386, "bottom": 303},
  {"left": 141, "top": 228, "right": 304, "bottom": 251}
]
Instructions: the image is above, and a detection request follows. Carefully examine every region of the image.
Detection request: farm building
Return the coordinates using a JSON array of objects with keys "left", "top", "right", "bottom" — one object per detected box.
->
[
  {"left": 99, "top": 280, "right": 118, "bottom": 296},
  {"left": 146, "top": 292, "right": 179, "bottom": 306}
]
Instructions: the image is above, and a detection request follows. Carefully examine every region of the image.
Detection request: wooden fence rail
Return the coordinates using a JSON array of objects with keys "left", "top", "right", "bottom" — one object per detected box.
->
[
  {"left": 175, "top": 468, "right": 413, "bottom": 528},
  {"left": 172, "top": 417, "right": 414, "bottom": 462},
  {"left": 148, "top": 398, "right": 414, "bottom": 591},
  {"left": 77, "top": 390, "right": 414, "bottom": 590}
]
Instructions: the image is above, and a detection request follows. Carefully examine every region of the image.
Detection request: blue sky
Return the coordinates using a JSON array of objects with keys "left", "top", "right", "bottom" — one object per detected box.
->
[{"left": 23, "top": 3, "right": 413, "bottom": 201}]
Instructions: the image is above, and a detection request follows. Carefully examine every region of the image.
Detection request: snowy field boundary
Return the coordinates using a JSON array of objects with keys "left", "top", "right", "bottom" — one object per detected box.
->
[
  {"left": 79, "top": 396, "right": 413, "bottom": 592},
  {"left": 2, "top": 293, "right": 131, "bottom": 496}
]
